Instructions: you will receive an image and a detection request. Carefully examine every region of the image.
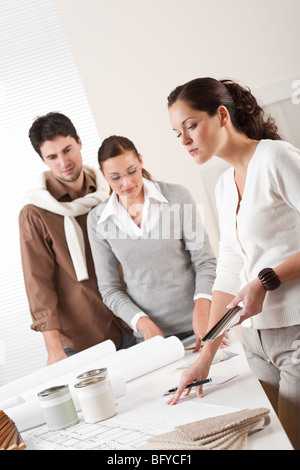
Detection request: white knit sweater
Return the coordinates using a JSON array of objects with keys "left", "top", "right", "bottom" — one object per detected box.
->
[{"left": 213, "top": 139, "right": 300, "bottom": 329}]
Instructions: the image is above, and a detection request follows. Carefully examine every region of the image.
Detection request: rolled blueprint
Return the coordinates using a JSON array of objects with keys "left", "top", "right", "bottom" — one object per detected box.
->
[
  {"left": 102, "top": 335, "right": 185, "bottom": 381},
  {"left": 1, "top": 336, "right": 185, "bottom": 432},
  {"left": 5, "top": 398, "right": 45, "bottom": 432},
  {"left": 0, "top": 339, "right": 116, "bottom": 403}
]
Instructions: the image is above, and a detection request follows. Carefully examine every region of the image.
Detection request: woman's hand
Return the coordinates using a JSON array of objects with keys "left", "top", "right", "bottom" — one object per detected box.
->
[
  {"left": 227, "top": 277, "right": 267, "bottom": 323},
  {"left": 192, "top": 299, "right": 210, "bottom": 352},
  {"left": 136, "top": 316, "right": 165, "bottom": 340},
  {"left": 219, "top": 333, "right": 229, "bottom": 349},
  {"left": 193, "top": 299, "right": 229, "bottom": 352},
  {"left": 166, "top": 358, "right": 210, "bottom": 405}
]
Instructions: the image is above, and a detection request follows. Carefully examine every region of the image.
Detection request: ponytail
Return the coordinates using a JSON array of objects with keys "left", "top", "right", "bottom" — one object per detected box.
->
[
  {"left": 220, "top": 79, "right": 281, "bottom": 140},
  {"left": 167, "top": 77, "right": 281, "bottom": 141}
]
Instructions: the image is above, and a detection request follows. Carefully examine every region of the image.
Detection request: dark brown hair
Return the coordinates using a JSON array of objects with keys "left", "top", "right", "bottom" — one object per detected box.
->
[
  {"left": 167, "top": 77, "right": 281, "bottom": 141},
  {"left": 29, "top": 112, "right": 80, "bottom": 158},
  {"left": 98, "top": 135, "right": 153, "bottom": 181}
]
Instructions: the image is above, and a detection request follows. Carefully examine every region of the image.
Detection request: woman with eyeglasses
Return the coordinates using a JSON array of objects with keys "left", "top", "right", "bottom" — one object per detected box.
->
[
  {"left": 87, "top": 135, "right": 217, "bottom": 347},
  {"left": 166, "top": 77, "right": 300, "bottom": 450}
]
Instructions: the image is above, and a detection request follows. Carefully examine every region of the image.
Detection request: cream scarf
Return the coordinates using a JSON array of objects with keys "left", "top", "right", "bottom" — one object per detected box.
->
[{"left": 24, "top": 165, "right": 109, "bottom": 281}]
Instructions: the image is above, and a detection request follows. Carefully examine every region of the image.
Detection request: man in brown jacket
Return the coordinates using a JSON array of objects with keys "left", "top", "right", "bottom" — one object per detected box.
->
[{"left": 19, "top": 112, "right": 133, "bottom": 365}]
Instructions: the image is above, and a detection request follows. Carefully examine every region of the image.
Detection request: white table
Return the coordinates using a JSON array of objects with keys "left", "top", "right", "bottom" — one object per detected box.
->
[
  {"left": 22, "top": 330, "right": 293, "bottom": 451},
  {"left": 124, "top": 330, "right": 293, "bottom": 451}
]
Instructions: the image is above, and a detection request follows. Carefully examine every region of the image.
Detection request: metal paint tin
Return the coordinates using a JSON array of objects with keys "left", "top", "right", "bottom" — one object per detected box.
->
[
  {"left": 76, "top": 368, "right": 115, "bottom": 399},
  {"left": 37, "top": 385, "right": 79, "bottom": 431},
  {"left": 74, "top": 376, "right": 116, "bottom": 423},
  {"left": 76, "top": 368, "right": 108, "bottom": 380}
]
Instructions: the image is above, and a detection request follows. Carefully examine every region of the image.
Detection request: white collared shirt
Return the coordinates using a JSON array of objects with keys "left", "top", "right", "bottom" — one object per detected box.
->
[{"left": 99, "top": 177, "right": 168, "bottom": 238}]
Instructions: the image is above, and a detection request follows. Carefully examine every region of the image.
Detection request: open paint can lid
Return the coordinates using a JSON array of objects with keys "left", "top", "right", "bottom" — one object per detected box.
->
[
  {"left": 74, "top": 377, "right": 105, "bottom": 389},
  {"left": 37, "top": 385, "right": 69, "bottom": 398},
  {"left": 76, "top": 368, "right": 107, "bottom": 380}
]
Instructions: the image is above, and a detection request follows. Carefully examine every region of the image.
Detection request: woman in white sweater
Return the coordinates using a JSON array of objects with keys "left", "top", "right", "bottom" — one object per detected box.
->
[{"left": 167, "top": 77, "right": 300, "bottom": 449}]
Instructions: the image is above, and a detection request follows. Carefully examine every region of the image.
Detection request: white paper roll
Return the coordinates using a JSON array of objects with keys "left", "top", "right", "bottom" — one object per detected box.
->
[
  {"left": 1, "top": 336, "right": 184, "bottom": 432},
  {"left": 120, "top": 335, "right": 185, "bottom": 381},
  {"left": 5, "top": 398, "right": 45, "bottom": 432},
  {"left": 0, "top": 340, "right": 116, "bottom": 402}
]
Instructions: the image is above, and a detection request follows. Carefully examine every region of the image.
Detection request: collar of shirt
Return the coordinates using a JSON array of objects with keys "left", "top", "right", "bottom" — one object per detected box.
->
[
  {"left": 46, "top": 170, "right": 97, "bottom": 202},
  {"left": 98, "top": 178, "right": 168, "bottom": 237}
]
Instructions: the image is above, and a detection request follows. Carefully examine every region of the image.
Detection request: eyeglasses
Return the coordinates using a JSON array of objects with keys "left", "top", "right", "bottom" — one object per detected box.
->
[{"left": 106, "top": 165, "right": 142, "bottom": 183}]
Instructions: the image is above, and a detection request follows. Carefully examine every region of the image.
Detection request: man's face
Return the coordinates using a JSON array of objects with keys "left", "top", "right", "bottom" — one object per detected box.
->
[{"left": 40, "top": 135, "right": 83, "bottom": 183}]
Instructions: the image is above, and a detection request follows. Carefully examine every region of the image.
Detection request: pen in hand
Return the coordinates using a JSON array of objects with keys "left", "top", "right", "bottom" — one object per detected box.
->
[{"left": 164, "top": 378, "right": 212, "bottom": 396}]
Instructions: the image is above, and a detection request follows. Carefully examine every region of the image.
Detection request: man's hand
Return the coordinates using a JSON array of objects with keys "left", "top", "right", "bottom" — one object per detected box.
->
[
  {"left": 47, "top": 349, "right": 68, "bottom": 365},
  {"left": 42, "top": 329, "right": 68, "bottom": 365}
]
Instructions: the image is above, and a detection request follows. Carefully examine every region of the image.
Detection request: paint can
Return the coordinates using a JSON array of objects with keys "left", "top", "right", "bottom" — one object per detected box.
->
[
  {"left": 76, "top": 368, "right": 115, "bottom": 399},
  {"left": 74, "top": 376, "right": 116, "bottom": 423},
  {"left": 77, "top": 368, "right": 107, "bottom": 380},
  {"left": 37, "top": 385, "right": 79, "bottom": 431}
]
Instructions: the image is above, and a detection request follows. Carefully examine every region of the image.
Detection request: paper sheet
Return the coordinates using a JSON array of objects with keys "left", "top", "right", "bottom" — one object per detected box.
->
[
  {"left": 1, "top": 336, "right": 185, "bottom": 432},
  {"left": 172, "top": 349, "right": 238, "bottom": 372},
  {"left": 20, "top": 392, "right": 240, "bottom": 450}
]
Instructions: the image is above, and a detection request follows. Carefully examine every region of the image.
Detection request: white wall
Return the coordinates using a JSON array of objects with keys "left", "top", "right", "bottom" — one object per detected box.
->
[{"left": 55, "top": 0, "right": 300, "bottom": 250}]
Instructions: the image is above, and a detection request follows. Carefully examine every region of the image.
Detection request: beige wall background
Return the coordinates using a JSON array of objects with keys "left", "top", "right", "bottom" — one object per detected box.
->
[{"left": 55, "top": 0, "right": 300, "bottom": 252}]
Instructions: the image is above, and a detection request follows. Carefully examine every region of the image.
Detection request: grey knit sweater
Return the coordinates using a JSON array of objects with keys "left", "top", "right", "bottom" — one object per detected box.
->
[{"left": 87, "top": 181, "right": 216, "bottom": 338}]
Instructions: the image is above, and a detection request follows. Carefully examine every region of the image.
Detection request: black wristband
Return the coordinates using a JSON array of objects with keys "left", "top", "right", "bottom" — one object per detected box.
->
[{"left": 258, "top": 268, "right": 281, "bottom": 291}]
